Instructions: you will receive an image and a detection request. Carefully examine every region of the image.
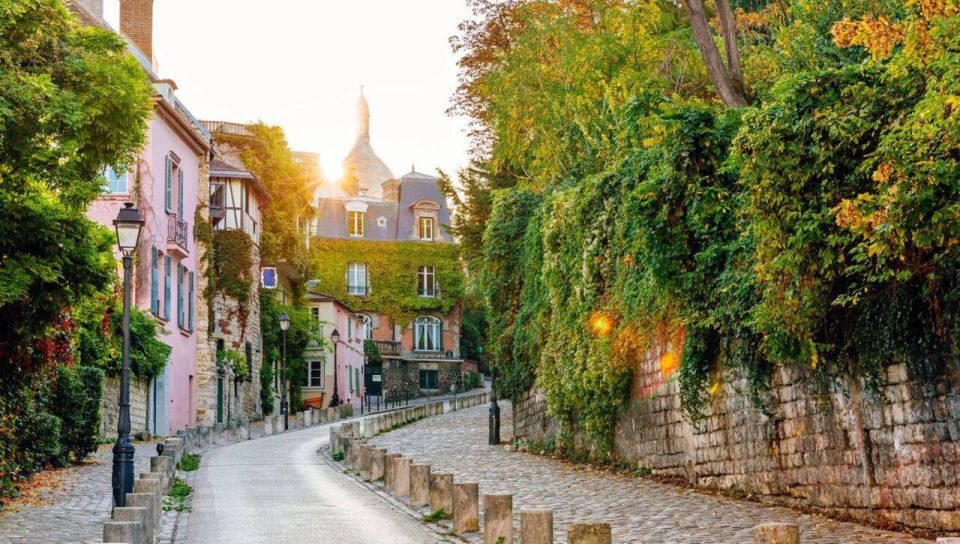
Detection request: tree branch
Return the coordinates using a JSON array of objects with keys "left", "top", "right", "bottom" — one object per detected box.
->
[
  {"left": 680, "top": 0, "right": 748, "bottom": 107},
  {"left": 714, "top": 0, "right": 746, "bottom": 99}
]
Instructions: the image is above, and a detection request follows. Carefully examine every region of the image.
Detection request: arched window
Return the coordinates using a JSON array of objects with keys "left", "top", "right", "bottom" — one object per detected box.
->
[
  {"left": 360, "top": 314, "right": 373, "bottom": 340},
  {"left": 413, "top": 316, "right": 441, "bottom": 352},
  {"left": 417, "top": 266, "right": 437, "bottom": 297}
]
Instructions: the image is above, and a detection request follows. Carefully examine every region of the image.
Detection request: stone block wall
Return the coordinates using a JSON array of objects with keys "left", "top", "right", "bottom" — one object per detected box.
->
[
  {"left": 101, "top": 376, "right": 149, "bottom": 439},
  {"left": 513, "top": 346, "right": 960, "bottom": 533},
  {"left": 383, "top": 359, "right": 419, "bottom": 401}
]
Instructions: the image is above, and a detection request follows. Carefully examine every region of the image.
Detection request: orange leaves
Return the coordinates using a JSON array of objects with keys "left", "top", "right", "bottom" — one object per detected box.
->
[{"left": 831, "top": 16, "right": 906, "bottom": 60}]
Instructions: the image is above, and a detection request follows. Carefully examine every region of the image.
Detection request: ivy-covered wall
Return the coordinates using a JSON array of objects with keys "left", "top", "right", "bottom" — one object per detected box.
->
[{"left": 306, "top": 238, "right": 463, "bottom": 326}]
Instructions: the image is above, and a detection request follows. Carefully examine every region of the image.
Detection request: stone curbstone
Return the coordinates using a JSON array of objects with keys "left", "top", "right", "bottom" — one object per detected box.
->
[
  {"left": 567, "top": 523, "right": 612, "bottom": 544},
  {"left": 132, "top": 480, "right": 161, "bottom": 521},
  {"left": 384, "top": 453, "right": 402, "bottom": 490},
  {"left": 112, "top": 506, "right": 148, "bottom": 544},
  {"left": 454, "top": 482, "right": 480, "bottom": 533},
  {"left": 394, "top": 457, "right": 412, "bottom": 498},
  {"left": 753, "top": 523, "right": 800, "bottom": 544},
  {"left": 483, "top": 494, "right": 513, "bottom": 544},
  {"left": 430, "top": 472, "right": 454, "bottom": 514},
  {"left": 103, "top": 521, "right": 141, "bottom": 544},
  {"left": 520, "top": 509, "right": 554, "bottom": 544},
  {"left": 370, "top": 448, "right": 387, "bottom": 482},
  {"left": 358, "top": 444, "right": 372, "bottom": 480},
  {"left": 410, "top": 464, "right": 431, "bottom": 507}
]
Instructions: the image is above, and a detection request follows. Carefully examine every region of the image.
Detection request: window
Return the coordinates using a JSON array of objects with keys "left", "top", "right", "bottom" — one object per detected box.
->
[
  {"left": 188, "top": 271, "right": 195, "bottom": 332},
  {"left": 347, "top": 316, "right": 353, "bottom": 341},
  {"left": 307, "top": 360, "right": 324, "bottom": 388},
  {"left": 151, "top": 248, "right": 160, "bottom": 315},
  {"left": 417, "top": 266, "right": 437, "bottom": 297},
  {"left": 177, "top": 264, "right": 185, "bottom": 329},
  {"left": 164, "top": 155, "right": 173, "bottom": 212},
  {"left": 177, "top": 168, "right": 184, "bottom": 217},
  {"left": 355, "top": 368, "right": 361, "bottom": 393},
  {"left": 419, "top": 369, "right": 438, "bottom": 390},
  {"left": 102, "top": 166, "right": 128, "bottom": 194},
  {"left": 413, "top": 316, "right": 441, "bottom": 352},
  {"left": 163, "top": 254, "right": 171, "bottom": 320},
  {"left": 347, "top": 263, "right": 368, "bottom": 295},
  {"left": 347, "top": 211, "right": 365, "bottom": 237},
  {"left": 377, "top": 216, "right": 387, "bottom": 228},
  {"left": 311, "top": 307, "right": 320, "bottom": 323},
  {"left": 419, "top": 217, "right": 434, "bottom": 240},
  {"left": 361, "top": 315, "right": 373, "bottom": 340},
  {"left": 348, "top": 365, "right": 354, "bottom": 391}
]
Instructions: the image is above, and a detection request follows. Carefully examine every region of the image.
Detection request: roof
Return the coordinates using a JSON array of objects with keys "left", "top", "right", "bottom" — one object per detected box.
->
[
  {"left": 209, "top": 158, "right": 270, "bottom": 201},
  {"left": 304, "top": 285, "right": 362, "bottom": 315},
  {"left": 342, "top": 136, "right": 394, "bottom": 198}
]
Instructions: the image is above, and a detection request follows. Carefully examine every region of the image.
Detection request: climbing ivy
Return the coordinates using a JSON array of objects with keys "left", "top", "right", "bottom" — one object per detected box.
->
[{"left": 307, "top": 238, "right": 463, "bottom": 326}]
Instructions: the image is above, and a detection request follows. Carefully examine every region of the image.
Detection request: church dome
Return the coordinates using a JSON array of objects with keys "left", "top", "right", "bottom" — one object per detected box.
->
[{"left": 341, "top": 89, "right": 393, "bottom": 198}]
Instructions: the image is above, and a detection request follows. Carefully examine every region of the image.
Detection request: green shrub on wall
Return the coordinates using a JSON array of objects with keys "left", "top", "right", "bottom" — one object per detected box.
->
[
  {"left": 51, "top": 365, "right": 104, "bottom": 464},
  {"left": 307, "top": 238, "right": 463, "bottom": 325}
]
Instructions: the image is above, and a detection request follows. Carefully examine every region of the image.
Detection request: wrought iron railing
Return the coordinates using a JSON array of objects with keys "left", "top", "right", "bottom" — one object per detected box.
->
[{"left": 167, "top": 213, "right": 188, "bottom": 251}]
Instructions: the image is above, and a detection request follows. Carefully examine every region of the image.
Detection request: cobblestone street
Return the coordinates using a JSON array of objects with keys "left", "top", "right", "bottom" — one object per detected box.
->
[
  {"left": 0, "top": 441, "right": 156, "bottom": 544},
  {"left": 370, "top": 403, "right": 934, "bottom": 544}
]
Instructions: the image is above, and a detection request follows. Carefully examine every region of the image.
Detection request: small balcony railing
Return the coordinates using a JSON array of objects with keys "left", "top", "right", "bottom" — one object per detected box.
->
[
  {"left": 167, "top": 213, "right": 188, "bottom": 252},
  {"left": 372, "top": 340, "right": 400, "bottom": 356}
]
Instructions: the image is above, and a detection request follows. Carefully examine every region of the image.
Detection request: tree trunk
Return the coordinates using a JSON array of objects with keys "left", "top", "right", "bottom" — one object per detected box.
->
[
  {"left": 714, "top": 0, "right": 746, "bottom": 98},
  {"left": 680, "top": 0, "right": 748, "bottom": 107}
]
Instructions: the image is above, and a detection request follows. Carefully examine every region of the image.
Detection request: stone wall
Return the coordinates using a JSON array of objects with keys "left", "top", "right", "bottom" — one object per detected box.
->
[
  {"left": 512, "top": 347, "right": 960, "bottom": 534},
  {"left": 383, "top": 359, "right": 420, "bottom": 401},
  {"left": 100, "top": 376, "right": 149, "bottom": 439}
]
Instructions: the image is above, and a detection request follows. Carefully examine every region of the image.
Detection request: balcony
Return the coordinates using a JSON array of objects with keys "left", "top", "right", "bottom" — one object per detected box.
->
[
  {"left": 167, "top": 213, "right": 188, "bottom": 256},
  {"left": 372, "top": 340, "right": 400, "bottom": 356}
]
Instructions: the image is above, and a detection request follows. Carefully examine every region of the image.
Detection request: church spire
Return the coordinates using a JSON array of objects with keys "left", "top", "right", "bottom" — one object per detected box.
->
[{"left": 357, "top": 85, "right": 370, "bottom": 139}]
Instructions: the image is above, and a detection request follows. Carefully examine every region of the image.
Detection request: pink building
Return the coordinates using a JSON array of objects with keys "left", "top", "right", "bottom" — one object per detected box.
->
[
  {"left": 79, "top": 0, "right": 212, "bottom": 436},
  {"left": 303, "top": 293, "right": 365, "bottom": 413}
]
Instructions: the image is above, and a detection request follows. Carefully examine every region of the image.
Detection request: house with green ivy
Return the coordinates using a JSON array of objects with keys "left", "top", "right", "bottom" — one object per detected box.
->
[{"left": 306, "top": 91, "right": 466, "bottom": 403}]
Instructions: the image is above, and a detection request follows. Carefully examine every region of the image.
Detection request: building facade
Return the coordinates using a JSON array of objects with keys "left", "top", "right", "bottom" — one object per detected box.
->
[
  {"left": 302, "top": 293, "right": 366, "bottom": 413},
  {"left": 308, "top": 92, "right": 465, "bottom": 403},
  {"left": 77, "top": 0, "right": 214, "bottom": 437}
]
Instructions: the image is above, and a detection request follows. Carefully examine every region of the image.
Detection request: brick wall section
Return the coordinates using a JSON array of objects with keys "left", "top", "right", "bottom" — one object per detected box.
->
[
  {"left": 513, "top": 349, "right": 960, "bottom": 533},
  {"left": 119, "top": 0, "right": 153, "bottom": 60}
]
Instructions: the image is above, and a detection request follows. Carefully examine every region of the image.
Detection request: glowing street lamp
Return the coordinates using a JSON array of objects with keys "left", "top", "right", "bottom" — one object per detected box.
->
[
  {"left": 330, "top": 328, "right": 341, "bottom": 407},
  {"left": 279, "top": 312, "right": 289, "bottom": 430}
]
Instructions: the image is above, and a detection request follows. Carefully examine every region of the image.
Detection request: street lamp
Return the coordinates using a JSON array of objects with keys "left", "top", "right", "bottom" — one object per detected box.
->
[
  {"left": 279, "top": 312, "right": 289, "bottom": 430},
  {"left": 112, "top": 202, "right": 143, "bottom": 508},
  {"left": 329, "top": 328, "right": 341, "bottom": 407}
]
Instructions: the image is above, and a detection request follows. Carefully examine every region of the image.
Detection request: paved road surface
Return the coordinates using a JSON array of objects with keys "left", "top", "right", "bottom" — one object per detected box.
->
[{"left": 187, "top": 421, "right": 443, "bottom": 544}]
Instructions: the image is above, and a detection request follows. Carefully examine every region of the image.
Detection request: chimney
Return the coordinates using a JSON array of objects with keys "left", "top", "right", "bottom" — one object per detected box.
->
[
  {"left": 120, "top": 0, "right": 154, "bottom": 62},
  {"left": 382, "top": 179, "right": 400, "bottom": 203}
]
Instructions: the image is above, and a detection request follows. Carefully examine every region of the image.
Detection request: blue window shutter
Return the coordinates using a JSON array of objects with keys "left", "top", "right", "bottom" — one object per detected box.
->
[
  {"left": 177, "top": 264, "right": 184, "bottom": 328},
  {"left": 151, "top": 248, "right": 159, "bottom": 315},
  {"left": 188, "top": 271, "right": 195, "bottom": 332},
  {"left": 164, "top": 255, "right": 171, "bottom": 320},
  {"left": 177, "top": 168, "right": 184, "bottom": 217},
  {"left": 164, "top": 156, "right": 172, "bottom": 212}
]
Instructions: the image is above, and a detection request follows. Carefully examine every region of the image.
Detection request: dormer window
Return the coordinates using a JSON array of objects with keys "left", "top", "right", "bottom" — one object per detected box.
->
[
  {"left": 347, "top": 211, "right": 365, "bottom": 237},
  {"left": 419, "top": 217, "right": 434, "bottom": 241}
]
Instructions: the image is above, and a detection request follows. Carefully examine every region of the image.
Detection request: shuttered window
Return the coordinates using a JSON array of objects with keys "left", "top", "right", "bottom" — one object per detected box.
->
[
  {"left": 163, "top": 255, "right": 171, "bottom": 320},
  {"left": 188, "top": 271, "right": 195, "bottom": 332},
  {"left": 177, "top": 168, "right": 184, "bottom": 217},
  {"left": 177, "top": 264, "right": 185, "bottom": 329},
  {"left": 151, "top": 248, "right": 160, "bottom": 315},
  {"left": 164, "top": 155, "right": 173, "bottom": 212}
]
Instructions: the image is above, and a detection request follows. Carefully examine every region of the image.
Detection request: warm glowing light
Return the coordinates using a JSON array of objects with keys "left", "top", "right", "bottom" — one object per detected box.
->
[
  {"left": 708, "top": 381, "right": 721, "bottom": 396},
  {"left": 588, "top": 313, "right": 613, "bottom": 337},
  {"left": 659, "top": 351, "right": 679, "bottom": 378},
  {"left": 324, "top": 161, "right": 344, "bottom": 184}
]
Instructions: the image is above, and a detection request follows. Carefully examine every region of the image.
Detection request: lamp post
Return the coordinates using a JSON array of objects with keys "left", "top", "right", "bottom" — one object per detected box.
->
[
  {"left": 279, "top": 312, "right": 289, "bottom": 430},
  {"left": 329, "top": 329, "right": 341, "bottom": 407},
  {"left": 112, "top": 202, "right": 143, "bottom": 508},
  {"left": 488, "top": 366, "right": 500, "bottom": 446}
]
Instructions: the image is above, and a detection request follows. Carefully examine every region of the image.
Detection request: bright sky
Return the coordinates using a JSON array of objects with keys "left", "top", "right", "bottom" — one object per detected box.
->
[{"left": 103, "top": 0, "right": 474, "bottom": 185}]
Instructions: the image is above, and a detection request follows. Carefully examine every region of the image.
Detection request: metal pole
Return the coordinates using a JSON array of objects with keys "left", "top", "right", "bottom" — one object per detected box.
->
[
  {"left": 112, "top": 255, "right": 136, "bottom": 507},
  {"left": 330, "top": 340, "right": 340, "bottom": 407},
  {"left": 281, "top": 329, "right": 288, "bottom": 430},
  {"left": 488, "top": 368, "right": 500, "bottom": 445}
]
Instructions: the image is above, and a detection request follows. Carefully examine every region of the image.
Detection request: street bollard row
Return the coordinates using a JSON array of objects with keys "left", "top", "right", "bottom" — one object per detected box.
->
[
  {"left": 102, "top": 436, "right": 179, "bottom": 544},
  {"left": 327, "top": 391, "right": 629, "bottom": 544}
]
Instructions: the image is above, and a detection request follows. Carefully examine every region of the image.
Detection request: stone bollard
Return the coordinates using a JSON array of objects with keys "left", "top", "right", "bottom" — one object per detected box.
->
[
  {"left": 520, "top": 509, "right": 554, "bottom": 544},
  {"left": 454, "top": 483, "right": 480, "bottom": 532},
  {"left": 370, "top": 448, "right": 386, "bottom": 482},
  {"left": 138, "top": 471, "right": 167, "bottom": 494},
  {"left": 329, "top": 428, "right": 340, "bottom": 453},
  {"left": 753, "top": 523, "right": 800, "bottom": 544},
  {"left": 409, "top": 464, "right": 431, "bottom": 507},
  {"left": 429, "top": 473, "right": 454, "bottom": 514},
  {"left": 358, "top": 444, "right": 373, "bottom": 480},
  {"left": 103, "top": 521, "right": 141, "bottom": 544},
  {"left": 937, "top": 539, "right": 960, "bottom": 544},
  {"left": 150, "top": 455, "right": 174, "bottom": 481},
  {"left": 272, "top": 414, "right": 281, "bottom": 435},
  {"left": 568, "top": 523, "right": 612, "bottom": 544},
  {"left": 327, "top": 407, "right": 336, "bottom": 422},
  {"left": 112, "top": 506, "right": 148, "bottom": 544},
  {"left": 132, "top": 480, "right": 161, "bottom": 524},
  {"left": 394, "top": 457, "right": 412, "bottom": 498},
  {"left": 384, "top": 453, "right": 402, "bottom": 490},
  {"left": 126, "top": 493, "right": 157, "bottom": 534},
  {"left": 483, "top": 494, "right": 513, "bottom": 544},
  {"left": 264, "top": 418, "right": 273, "bottom": 436},
  {"left": 345, "top": 438, "right": 358, "bottom": 467},
  {"left": 296, "top": 411, "right": 305, "bottom": 428}
]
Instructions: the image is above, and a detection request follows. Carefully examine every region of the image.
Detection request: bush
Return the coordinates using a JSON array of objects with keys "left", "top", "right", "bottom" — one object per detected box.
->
[
  {"left": 19, "top": 411, "right": 62, "bottom": 471},
  {"left": 462, "top": 372, "right": 483, "bottom": 391},
  {"left": 52, "top": 365, "right": 103, "bottom": 464}
]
